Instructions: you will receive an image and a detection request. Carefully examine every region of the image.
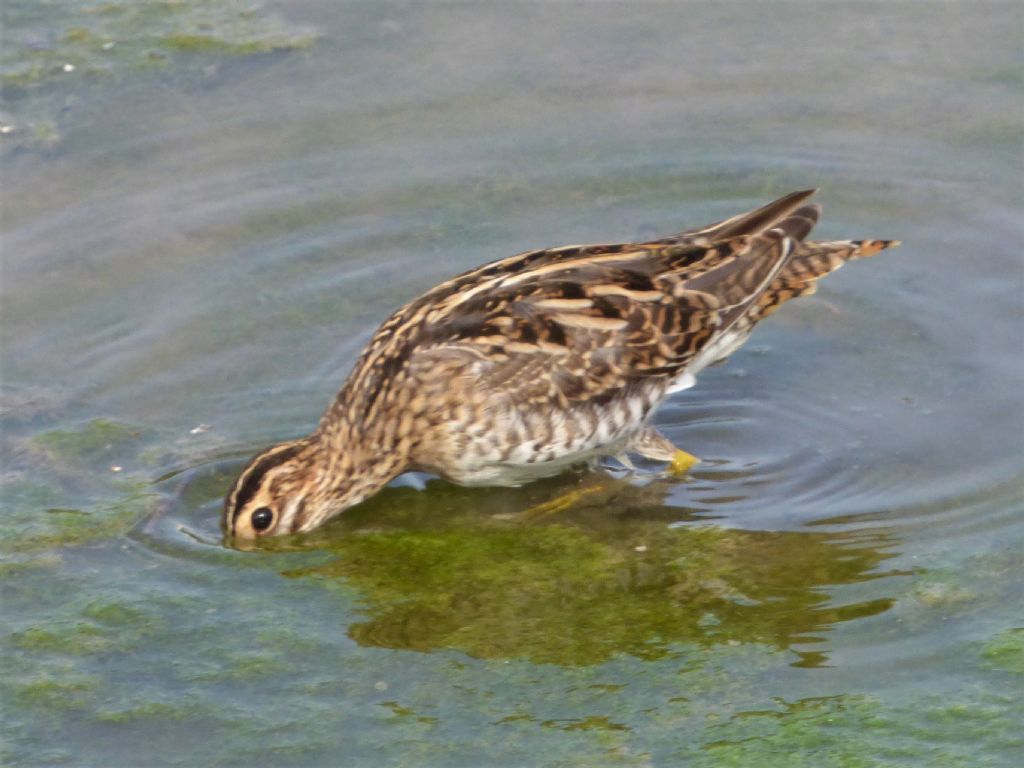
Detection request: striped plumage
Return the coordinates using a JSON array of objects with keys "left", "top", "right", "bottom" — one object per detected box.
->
[{"left": 224, "top": 190, "right": 898, "bottom": 539}]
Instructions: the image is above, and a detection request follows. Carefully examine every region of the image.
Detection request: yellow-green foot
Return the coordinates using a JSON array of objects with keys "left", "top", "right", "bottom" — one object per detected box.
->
[
  {"left": 628, "top": 426, "right": 700, "bottom": 476},
  {"left": 668, "top": 448, "right": 700, "bottom": 476}
]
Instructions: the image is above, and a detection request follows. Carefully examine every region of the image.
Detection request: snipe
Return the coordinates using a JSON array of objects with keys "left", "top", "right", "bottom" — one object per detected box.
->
[{"left": 224, "top": 189, "right": 898, "bottom": 539}]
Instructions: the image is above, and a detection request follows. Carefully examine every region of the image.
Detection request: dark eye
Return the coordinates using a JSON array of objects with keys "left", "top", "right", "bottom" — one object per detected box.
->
[{"left": 251, "top": 507, "right": 274, "bottom": 531}]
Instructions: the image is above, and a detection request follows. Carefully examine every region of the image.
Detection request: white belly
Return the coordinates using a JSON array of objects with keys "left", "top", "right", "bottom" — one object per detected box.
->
[
  {"left": 437, "top": 387, "right": 666, "bottom": 487},
  {"left": 448, "top": 439, "right": 627, "bottom": 486}
]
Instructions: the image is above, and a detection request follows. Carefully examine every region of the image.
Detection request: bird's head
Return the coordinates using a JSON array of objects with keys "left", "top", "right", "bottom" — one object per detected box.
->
[
  {"left": 223, "top": 439, "right": 324, "bottom": 539},
  {"left": 223, "top": 433, "right": 405, "bottom": 540}
]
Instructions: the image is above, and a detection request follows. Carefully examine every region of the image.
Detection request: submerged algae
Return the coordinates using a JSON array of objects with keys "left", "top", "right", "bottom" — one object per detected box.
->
[
  {"left": 2, "top": 0, "right": 315, "bottom": 89},
  {"left": 13, "top": 673, "right": 100, "bottom": 712},
  {"left": 982, "top": 628, "right": 1024, "bottom": 675},
  {"left": 2, "top": 458, "right": 1021, "bottom": 767},
  {"left": 278, "top": 478, "right": 901, "bottom": 667},
  {"left": 32, "top": 418, "right": 144, "bottom": 464},
  {"left": 685, "top": 692, "right": 1024, "bottom": 768},
  {"left": 1, "top": 418, "right": 158, "bottom": 553},
  {"left": 1, "top": 471, "right": 156, "bottom": 553},
  {"left": 1, "top": 0, "right": 316, "bottom": 151}
]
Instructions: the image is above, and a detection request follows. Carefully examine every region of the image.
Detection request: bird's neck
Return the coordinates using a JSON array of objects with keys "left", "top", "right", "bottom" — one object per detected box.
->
[{"left": 310, "top": 387, "right": 410, "bottom": 507}]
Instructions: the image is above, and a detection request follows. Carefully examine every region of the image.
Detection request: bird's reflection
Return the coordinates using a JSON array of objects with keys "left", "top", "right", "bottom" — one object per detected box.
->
[{"left": 273, "top": 473, "right": 902, "bottom": 667}]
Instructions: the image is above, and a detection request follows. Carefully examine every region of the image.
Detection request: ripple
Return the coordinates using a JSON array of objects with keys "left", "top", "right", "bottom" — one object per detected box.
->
[
  {"left": 657, "top": 373, "right": 1023, "bottom": 544},
  {"left": 127, "top": 459, "right": 243, "bottom": 563}
]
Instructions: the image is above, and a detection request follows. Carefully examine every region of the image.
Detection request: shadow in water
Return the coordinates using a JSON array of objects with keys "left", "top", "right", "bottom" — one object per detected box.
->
[{"left": 244, "top": 473, "right": 905, "bottom": 668}]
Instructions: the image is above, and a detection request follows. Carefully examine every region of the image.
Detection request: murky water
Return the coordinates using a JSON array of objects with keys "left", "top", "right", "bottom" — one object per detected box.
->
[{"left": 2, "top": 2, "right": 1022, "bottom": 765}]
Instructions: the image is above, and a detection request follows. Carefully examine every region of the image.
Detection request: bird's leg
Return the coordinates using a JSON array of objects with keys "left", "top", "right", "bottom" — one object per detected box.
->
[
  {"left": 506, "top": 474, "right": 612, "bottom": 524},
  {"left": 516, "top": 487, "right": 603, "bottom": 523},
  {"left": 499, "top": 427, "right": 699, "bottom": 525},
  {"left": 628, "top": 426, "right": 700, "bottom": 477}
]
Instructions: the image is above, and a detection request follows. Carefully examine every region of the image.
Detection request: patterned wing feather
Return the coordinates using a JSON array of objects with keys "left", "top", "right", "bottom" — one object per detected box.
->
[
  {"left": 337, "top": 191, "right": 897, "bottom": 427},
  {"left": 407, "top": 204, "right": 817, "bottom": 408}
]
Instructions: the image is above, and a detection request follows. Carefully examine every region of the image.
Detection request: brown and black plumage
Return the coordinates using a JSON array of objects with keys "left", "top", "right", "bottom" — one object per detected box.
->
[{"left": 224, "top": 189, "right": 898, "bottom": 539}]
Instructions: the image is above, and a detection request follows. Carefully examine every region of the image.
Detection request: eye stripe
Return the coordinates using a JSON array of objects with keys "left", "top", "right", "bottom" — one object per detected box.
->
[{"left": 226, "top": 442, "right": 305, "bottom": 523}]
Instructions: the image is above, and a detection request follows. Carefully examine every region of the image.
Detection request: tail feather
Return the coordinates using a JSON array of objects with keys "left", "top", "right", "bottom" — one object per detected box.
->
[
  {"left": 803, "top": 238, "right": 902, "bottom": 261},
  {"left": 754, "top": 238, "right": 900, "bottom": 319}
]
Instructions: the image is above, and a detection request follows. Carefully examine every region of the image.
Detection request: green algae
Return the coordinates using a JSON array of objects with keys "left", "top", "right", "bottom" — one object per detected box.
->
[
  {"left": 0, "top": 481, "right": 155, "bottom": 553},
  {"left": 542, "top": 715, "right": 631, "bottom": 732},
  {"left": 161, "top": 31, "right": 304, "bottom": 55},
  {"left": 911, "top": 580, "right": 975, "bottom": 608},
  {"left": 982, "top": 628, "right": 1024, "bottom": 675},
  {"left": 13, "top": 673, "right": 99, "bottom": 712},
  {"left": 95, "top": 700, "right": 196, "bottom": 724},
  {"left": 1, "top": 0, "right": 315, "bottom": 90},
  {"left": 11, "top": 624, "right": 113, "bottom": 656},
  {"left": 1, "top": 415, "right": 162, "bottom": 553},
  {"left": 279, "top": 479, "right": 900, "bottom": 666},
  {"left": 882, "top": 543, "right": 1024, "bottom": 643},
  {"left": 184, "top": 650, "right": 293, "bottom": 683},
  {"left": 82, "top": 600, "right": 150, "bottom": 626},
  {"left": 1, "top": 510, "right": 1019, "bottom": 767},
  {"left": 9, "top": 599, "right": 158, "bottom": 660},
  {"left": 0, "top": 0, "right": 316, "bottom": 152},
  {"left": 0, "top": 554, "right": 62, "bottom": 578},
  {"left": 33, "top": 418, "right": 144, "bottom": 464},
  {"left": 685, "top": 692, "right": 1024, "bottom": 768}
]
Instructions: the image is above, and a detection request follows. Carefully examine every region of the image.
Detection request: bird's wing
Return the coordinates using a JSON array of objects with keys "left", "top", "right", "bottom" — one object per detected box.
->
[
  {"left": 407, "top": 204, "right": 818, "bottom": 408},
  {"left": 651, "top": 188, "right": 817, "bottom": 244}
]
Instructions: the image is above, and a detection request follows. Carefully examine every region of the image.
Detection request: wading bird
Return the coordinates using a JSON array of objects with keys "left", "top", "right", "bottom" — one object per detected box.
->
[{"left": 224, "top": 189, "right": 897, "bottom": 539}]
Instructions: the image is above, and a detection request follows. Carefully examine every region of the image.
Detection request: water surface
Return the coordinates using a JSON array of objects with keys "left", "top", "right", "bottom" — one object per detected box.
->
[{"left": 2, "top": 2, "right": 1022, "bottom": 765}]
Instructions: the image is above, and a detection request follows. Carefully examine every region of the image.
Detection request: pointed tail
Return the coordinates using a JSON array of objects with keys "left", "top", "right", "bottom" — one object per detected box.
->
[{"left": 753, "top": 238, "right": 901, "bottom": 319}]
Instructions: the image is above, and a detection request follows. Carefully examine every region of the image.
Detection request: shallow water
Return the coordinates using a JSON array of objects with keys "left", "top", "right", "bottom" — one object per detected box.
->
[{"left": 2, "top": 1, "right": 1022, "bottom": 765}]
